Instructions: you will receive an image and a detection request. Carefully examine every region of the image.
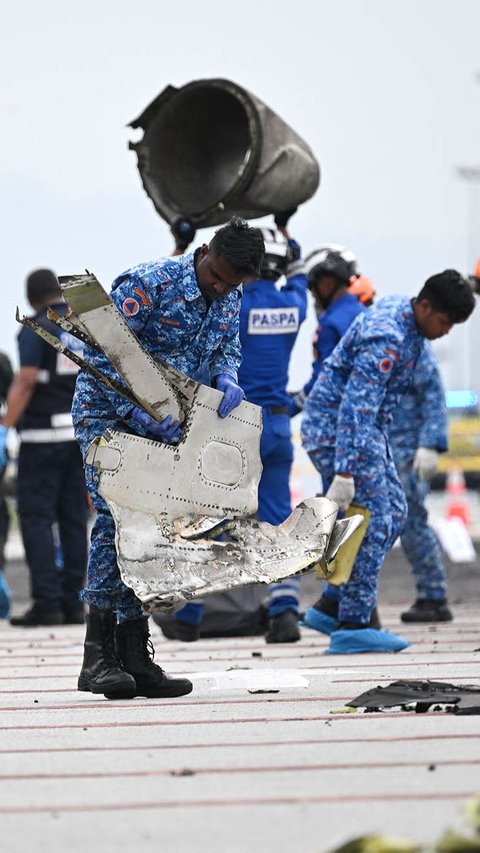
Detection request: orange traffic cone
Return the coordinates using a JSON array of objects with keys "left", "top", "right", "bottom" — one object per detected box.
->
[{"left": 445, "top": 467, "right": 470, "bottom": 526}]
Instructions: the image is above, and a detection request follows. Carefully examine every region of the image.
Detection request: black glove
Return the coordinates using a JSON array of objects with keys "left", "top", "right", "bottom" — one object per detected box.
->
[
  {"left": 274, "top": 207, "right": 298, "bottom": 228},
  {"left": 171, "top": 217, "right": 196, "bottom": 251}
]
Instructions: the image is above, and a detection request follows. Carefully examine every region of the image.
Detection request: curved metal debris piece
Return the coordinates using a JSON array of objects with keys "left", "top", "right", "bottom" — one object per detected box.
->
[
  {"left": 88, "top": 426, "right": 363, "bottom": 611},
  {"left": 85, "top": 382, "right": 263, "bottom": 522},
  {"left": 60, "top": 273, "right": 189, "bottom": 423},
  {"left": 128, "top": 78, "right": 320, "bottom": 228},
  {"left": 347, "top": 680, "right": 480, "bottom": 715},
  {"left": 17, "top": 271, "right": 363, "bottom": 610}
]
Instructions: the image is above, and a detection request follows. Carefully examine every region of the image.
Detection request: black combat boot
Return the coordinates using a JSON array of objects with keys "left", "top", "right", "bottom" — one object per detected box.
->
[
  {"left": 265, "top": 609, "right": 301, "bottom": 643},
  {"left": 10, "top": 606, "right": 64, "bottom": 627},
  {"left": 77, "top": 607, "right": 137, "bottom": 700},
  {"left": 401, "top": 599, "right": 453, "bottom": 623},
  {"left": 115, "top": 618, "right": 193, "bottom": 698},
  {"left": 63, "top": 605, "right": 86, "bottom": 625}
]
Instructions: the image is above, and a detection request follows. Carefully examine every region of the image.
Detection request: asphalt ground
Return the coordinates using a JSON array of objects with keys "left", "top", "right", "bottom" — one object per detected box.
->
[{"left": 1, "top": 546, "right": 479, "bottom": 853}]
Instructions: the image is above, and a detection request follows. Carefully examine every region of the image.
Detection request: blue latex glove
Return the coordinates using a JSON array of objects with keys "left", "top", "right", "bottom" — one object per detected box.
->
[
  {"left": 130, "top": 407, "right": 182, "bottom": 444},
  {"left": 287, "top": 238, "right": 301, "bottom": 262},
  {"left": 0, "top": 425, "right": 8, "bottom": 471},
  {"left": 214, "top": 374, "right": 245, "bottom": 418}
]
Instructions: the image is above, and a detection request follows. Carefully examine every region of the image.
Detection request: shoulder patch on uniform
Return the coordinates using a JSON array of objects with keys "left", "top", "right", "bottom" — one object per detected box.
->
[
  {"left": 122, "top": 297, "right": 140, "bottom": 316},
  {"left": 379, "top": 357, "right": 394, "bottom": 373}
]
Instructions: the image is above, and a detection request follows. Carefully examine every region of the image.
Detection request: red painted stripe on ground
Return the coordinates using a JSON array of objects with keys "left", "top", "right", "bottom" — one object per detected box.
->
[
  {"left": 0, "top": 661, "right": 477, "bottom": 680},
  {"left": 333, "top": 676, "right": 480, "bottom": 683},
  {"left": 2, "top": 757, "right": 480, "bottom": 782},
  {"left": 0, "top": 638, "right": 480, "bottom": 666},
  {"left": 1, "top": 672, "right": 478, "bottom": 689},
  {"left": 0, "top": 694, "right": 353, "bottom": 709},
  {"left": 1, "top": 732, "right": 478, "bottom": 755},
  {"left": 1, "top": 635, "right": 477, "bottom": 652},
  {"left": 0, "top": 710, "right": 468, "bottom": 730},
  {"left": 0, "top": 654, "right": 81, "bottom": 660},
  {"left": 0, "top": 790, "right": 478, "bottom": 815},
  {"left": 299, "top": 658, "right": 480, "bottom": 668},
  {"left": 0, "top": 665, "right": 80, "bottom": 671},
  {"left": 0, "top": 653, "right": 479, "bottom": 665}
]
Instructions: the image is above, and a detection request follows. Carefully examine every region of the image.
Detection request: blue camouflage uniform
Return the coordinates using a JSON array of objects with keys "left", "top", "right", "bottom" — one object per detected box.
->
[
  {"left": 300, "top": 291, "right": 364, "bottom": 621},
  {"left": 238, "top": 270, "right": 308, "bottom": 617},
  {"left": 72, "top": 252, "right": 242, "bottom": 621},
  {"left": 301, "top": 295, "right": 425, "bottom": 624},
  {"left": 304, "top": 292, "right": 365, "bottom": 397},
  {"left": 389, "top": 344, "right": 448, "bottom": 600}
]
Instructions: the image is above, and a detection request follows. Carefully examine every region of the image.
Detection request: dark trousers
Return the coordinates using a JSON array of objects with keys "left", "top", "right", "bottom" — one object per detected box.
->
[
  {"left": 17, "top": 441, "right": 88, "bottom": 613},
  {"left": 0, "top": 473, "right": 9, "bottom": 567}
]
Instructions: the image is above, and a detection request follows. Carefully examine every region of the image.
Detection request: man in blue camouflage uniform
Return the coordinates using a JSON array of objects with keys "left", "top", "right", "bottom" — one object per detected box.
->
[
  {"left": 160, "top": 213, "right": 310, "bottom": 644},
  {"left": 389, "top": 344, "right": 452, "bottom": 622},
  {"left": 73, "top": 218, "right": 265, "bottom": 699},
  {"left": 294, "top": 250, "right": 382, "bottom": 635},
  {"left": 301, "top": 270, "right": 474, "bottom": 654}
]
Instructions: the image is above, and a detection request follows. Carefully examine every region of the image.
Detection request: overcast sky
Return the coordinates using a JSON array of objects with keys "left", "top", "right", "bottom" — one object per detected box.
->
[{"left": 1, "top": 0, "right": 479, "bottom": 390}]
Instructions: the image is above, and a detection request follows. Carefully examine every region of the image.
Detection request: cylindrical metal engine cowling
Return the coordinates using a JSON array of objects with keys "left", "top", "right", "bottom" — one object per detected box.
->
[{"left": 129, "top": 78, "right": 320, "bottom": 227}]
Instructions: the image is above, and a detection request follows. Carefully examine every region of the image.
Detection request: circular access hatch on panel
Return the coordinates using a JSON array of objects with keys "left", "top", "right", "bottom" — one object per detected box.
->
[{"left": 201, "top": 441, "right": 243, "bottom": 486}]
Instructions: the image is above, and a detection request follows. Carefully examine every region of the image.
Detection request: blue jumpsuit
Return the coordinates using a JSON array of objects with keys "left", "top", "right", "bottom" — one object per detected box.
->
[
  {"left": 389, "top": 344, "right": 448, "bottom": 600},
  {"left": 304, "top": 293, "right": 365, "bottom": 396},
  {"left": 72, "top": 252, "right": 242, "bottom": 621},
  {"left": 301, "top": 296, "right": 425, "bottom": 624},
  {"left": 238, "top": 272, "right": 308, "bottom": 616}
]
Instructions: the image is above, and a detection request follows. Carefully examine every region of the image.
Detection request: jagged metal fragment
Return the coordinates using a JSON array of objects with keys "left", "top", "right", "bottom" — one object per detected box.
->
[
  {"left": 16, "top": 307, "right": 140, "bottom": 409},
  {"left": 47, "top": 305, "right": 99, "bottom": 349},
  {"left": 87, "top": 424, "right": 362, "bottom": 611},
  {"left": 59, "top": 273, "right": 188, "bottom": 423},
  {"left": 347, "top": 680, "right": 480, "bottom": 715},
  {"left": 94, "top": 487, "right": 360, "bottom": 612},
  {"left": 17, "top": 272, "right": 364, "bottom": 610}
]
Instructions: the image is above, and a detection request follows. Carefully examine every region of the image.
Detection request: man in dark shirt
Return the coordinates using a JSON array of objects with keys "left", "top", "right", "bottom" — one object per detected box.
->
[
  {"left": 1, "top": 269, "right": 88, "bottom": 626},
  {"left": 0, "top": 351, "right": 14, "bottom": 618}
]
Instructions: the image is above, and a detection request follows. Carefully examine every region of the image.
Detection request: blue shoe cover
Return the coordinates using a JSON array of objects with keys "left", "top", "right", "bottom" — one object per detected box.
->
[
  {"left": 0, "top": 570, "right": 12, "bottom": 620},
  {"left": 325, "top": 627, "right": 410, "bottom": 654},
  {"left": 302, "top": 607, "right": 338, "bottom": 636}
]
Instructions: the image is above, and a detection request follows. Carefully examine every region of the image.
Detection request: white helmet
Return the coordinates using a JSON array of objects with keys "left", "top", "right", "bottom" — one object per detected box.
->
[
  {"left": 305, "top": 244, "right": 359, "bottom": 282},
  {"left": 258, "top": 227, "right": 289, "bottom": 280}
]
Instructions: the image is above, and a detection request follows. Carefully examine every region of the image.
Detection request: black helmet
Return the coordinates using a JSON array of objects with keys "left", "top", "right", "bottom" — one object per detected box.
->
[
  {"left": 305, "top": 244, "right": 358, "bottom": 289},
  {"left": 258, "top": 227, "right": 289, "bottom": 280}
]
